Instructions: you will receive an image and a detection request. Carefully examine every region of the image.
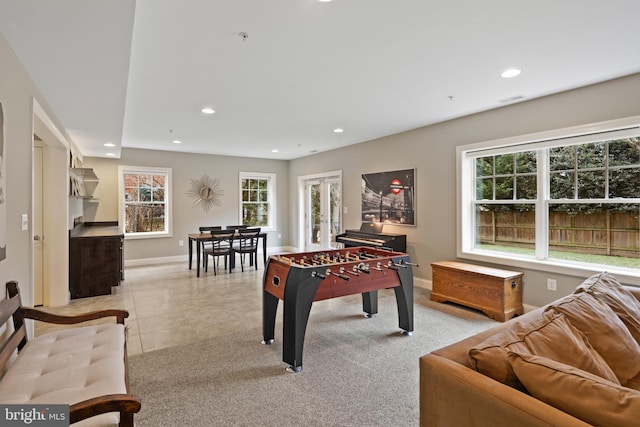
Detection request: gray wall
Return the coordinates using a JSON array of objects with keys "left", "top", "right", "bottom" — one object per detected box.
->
[
  {"left": 84, "top": 74, "right": 640, "bottom": 307},
  {"left": 3, "top": 20, "right": 639, "bottom": 310},
  {"left": 288, "top": 73, "right": 640, "bottom": 307},
  {"left": 0, "top": 33, "right": 79, "bottom": 307},
  {"left": 83, "top": 148, "right": 289, "bottom": 261}
]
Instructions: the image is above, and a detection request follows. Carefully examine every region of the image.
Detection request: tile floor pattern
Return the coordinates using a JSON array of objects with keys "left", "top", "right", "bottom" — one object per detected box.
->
[{"left": 34, "top": 260, "right": 416, "bottom": 356}]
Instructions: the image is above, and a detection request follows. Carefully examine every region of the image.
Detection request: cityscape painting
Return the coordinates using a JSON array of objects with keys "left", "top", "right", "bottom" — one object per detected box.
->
[{"left": 361, "top": 168, "right": 415, "bottom": 226}]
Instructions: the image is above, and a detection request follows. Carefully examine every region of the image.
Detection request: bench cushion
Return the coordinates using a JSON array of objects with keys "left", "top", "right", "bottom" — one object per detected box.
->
[{"left": 0, "top": 324, "right": 126, "bottom": 427}]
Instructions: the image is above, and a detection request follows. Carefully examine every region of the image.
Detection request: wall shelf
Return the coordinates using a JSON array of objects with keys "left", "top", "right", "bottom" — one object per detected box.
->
[{"left": 70, "top": 168, "right": 99, "bottom": 199}]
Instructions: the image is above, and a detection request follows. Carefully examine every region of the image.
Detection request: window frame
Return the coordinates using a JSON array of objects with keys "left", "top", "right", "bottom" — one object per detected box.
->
[
  {"left": 457, "top": 115, "right": 640, "bottom": 285},
  {"left": 118, "top": 165, "right": 173, "bottom": 240},
  {"left": 239, "top": 172, "right": 276, "bottom": 231}
]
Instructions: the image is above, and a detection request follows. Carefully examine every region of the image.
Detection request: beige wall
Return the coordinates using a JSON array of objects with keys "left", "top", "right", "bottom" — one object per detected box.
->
[
  {"left": 288, "top": 73, "right": 640, "bottom": 307},
  {"left": 85, "top": 74, "right": 640, "bottom": 307},
  {"left": 0, "top": 33, "right": 76, "bottom": 306},
  {"left": 83, "top": 148, "right": 289, "bottom": 262},
  {"left": 3, "top": 28, "right": 639, "bottom": 309}
]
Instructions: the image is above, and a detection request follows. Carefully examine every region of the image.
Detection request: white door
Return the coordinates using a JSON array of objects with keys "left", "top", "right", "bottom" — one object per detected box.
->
[
  {"left": 304, "top": 175, "right": 341, "bottom": 251},
  {"left": 33, "top": 143, "right": 44, "bottom": 306}
]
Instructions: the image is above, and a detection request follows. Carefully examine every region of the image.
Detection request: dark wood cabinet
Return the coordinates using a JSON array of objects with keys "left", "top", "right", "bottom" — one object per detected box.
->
[{"left": 69, "top": 223, "right": 123, "bottom": 299}]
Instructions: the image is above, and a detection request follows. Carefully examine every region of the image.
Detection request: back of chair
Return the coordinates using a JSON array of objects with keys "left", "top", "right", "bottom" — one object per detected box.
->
[
  {"left": 226, "top": 225, "right": 249, "bottom": 231},
  {"left": 199, "top": 225, "right": 222, "bottom": 233},
  {"left": 210, "top": 229, "right": 235, "bottom": 253},
  {"left": 237, "top": 227, "right": 260, "bottom": 249}
]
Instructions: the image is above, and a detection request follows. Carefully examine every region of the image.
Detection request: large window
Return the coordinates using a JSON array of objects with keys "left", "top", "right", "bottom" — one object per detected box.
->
[
  {"left": 118, "top": 166, "right": 172, "bottom": 238},
  {"left": 239, "top": 172, "right": 275, "bottom": 230},
  {"left": 458, "top": 116, "right": 640, "bottom": 281}
]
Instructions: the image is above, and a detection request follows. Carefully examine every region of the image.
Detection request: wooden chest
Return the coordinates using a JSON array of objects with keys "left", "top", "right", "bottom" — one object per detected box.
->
[{"left": 431, "top": 261, "right": 523, "bottom": 321}]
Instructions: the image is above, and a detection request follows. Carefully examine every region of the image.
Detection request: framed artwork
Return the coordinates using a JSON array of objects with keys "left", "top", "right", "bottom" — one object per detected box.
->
[
  {"left": 0, "top": 103, "right": 6, "bottom": 260},
  {"left": 186, "top": 174, "right": 223, "bottom": 212},
  {"left": 361, "top": 168, "right": 415, "bottom": 226}
]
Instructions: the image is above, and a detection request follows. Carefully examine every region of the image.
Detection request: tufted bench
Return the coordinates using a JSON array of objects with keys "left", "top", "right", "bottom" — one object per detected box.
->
[{"left": 0, "top": 281, "right": 141, "bottom": 427}]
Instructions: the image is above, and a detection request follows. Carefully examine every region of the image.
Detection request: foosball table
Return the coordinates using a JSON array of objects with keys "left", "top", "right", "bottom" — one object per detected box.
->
[{"left": 262, "top": 246, "right": 416, "bottom": 372}]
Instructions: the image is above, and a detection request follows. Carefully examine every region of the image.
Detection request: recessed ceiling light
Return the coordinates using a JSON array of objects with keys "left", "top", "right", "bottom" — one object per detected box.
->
[
  {"left": 318, "top": 0, "right": 333, "bottom": 2},
  {"left": 106, "top": 153, "right": 116, "bottom": 157},
  {"left": 333, "top": 128, "right": 344, "bottom": 133},
  {"left": 201, "top": 107, "right": 215, "bottom": 114},
  {"left": 501, "top": 68, "right": 522, "bottom": 78},
  {"left": 104, "top": 142, "right": 116, "bottom": 147},
  {"left": 172, "top": 139, "right": 182, "bottom": 144},
  {"left": 272, "top": 149, "right": 279, "bottom": 153}
]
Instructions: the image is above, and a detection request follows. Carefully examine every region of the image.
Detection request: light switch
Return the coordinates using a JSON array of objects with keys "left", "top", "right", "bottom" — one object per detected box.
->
[{"left": 21, "top": 214, "right": 28, "bottom": 231}]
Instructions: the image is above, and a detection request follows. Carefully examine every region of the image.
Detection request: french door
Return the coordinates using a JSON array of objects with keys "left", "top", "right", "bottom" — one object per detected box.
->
[{"left": 303, "top": 173, "right": 342, "bottom": 251}]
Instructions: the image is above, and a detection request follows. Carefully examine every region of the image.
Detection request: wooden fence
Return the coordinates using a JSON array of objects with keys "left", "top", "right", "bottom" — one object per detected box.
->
[{"left": 477, "top": 211, "right": 640, "bottom": 258}]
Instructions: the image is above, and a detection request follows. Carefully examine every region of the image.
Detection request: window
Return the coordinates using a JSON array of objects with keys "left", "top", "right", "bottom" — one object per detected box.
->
[
  {"left": 239, "top": 172, "right": 275, "bottom": 230},
  {"left": 118, "top": 166, "right": 172, "bottom": 238},
  {"left": 458, "top": 116, "right": 640, "bottom": 282}
]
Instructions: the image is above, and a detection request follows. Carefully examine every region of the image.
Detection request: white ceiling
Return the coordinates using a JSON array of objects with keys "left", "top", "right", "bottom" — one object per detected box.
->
[{"left": 1, "top": 0, "right": 640, "bottom": 160}]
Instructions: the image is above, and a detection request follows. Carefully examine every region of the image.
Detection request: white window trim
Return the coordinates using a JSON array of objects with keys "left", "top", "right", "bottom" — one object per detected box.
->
[
  {"left": 118, "top": 165, "right": 173, "bottom": 240},
  {"left": 239, "top": 172, "right": 276, "bottom": 231},
  {"left": 457, "top": 115, "right": 640, "bottom": 285}
]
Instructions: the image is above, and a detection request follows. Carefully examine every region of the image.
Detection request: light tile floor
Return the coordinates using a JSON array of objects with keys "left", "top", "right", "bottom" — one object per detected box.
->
[{"left": 34, "top": 258, "right": 396, "bottom": 356}]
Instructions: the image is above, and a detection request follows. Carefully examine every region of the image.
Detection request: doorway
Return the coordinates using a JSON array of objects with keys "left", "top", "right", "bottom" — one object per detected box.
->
[
  {"left": 33, "top": 141, "right": 44, "bottom": 306},
  {"left": 300, "top": 171, "right": 342, "bottom": 252},
  {"left": 33, "top": 100, "right": 70, "bottom": 307}
]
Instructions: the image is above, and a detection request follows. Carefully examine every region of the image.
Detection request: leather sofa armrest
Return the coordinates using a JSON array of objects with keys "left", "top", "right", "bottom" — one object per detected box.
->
[
  {"left": 420, "top": 353, "right": 592, "bottom": 427},
  {"left": 625, "top": 285, "right": 640, "bottom": 302}
]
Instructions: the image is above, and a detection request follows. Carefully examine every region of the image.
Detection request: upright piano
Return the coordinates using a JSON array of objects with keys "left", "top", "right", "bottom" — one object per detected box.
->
[{"left": 336, "top": 223, "right": 407, "bottom": 253}]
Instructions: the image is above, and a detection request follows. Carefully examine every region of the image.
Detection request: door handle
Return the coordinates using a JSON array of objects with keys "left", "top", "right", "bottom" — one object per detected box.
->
[{"left": 34, "top": 235, "right": 42, "bottom": 241}]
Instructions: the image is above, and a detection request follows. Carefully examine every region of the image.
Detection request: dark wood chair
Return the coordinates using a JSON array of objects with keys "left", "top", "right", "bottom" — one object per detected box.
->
[
  {"left": 203, "top": 229, "right": 235, "bottom": 275},
  {"left": 232, "top": 228, "right": 261, "bottom": 272},
  {"left": 200, "top": 226, "right": 222, "bottom": 233},
  {"left": 225, "top": 225, "right": 248, "bottom": 231},
  {"left": 199, "top": 226, "right": 222, "bottom": 267}
]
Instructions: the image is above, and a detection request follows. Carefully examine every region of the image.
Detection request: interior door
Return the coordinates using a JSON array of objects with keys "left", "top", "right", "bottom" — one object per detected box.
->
[
  {"left": 33, "top": 142, "right": 44, "bottom": 306},
  {"left": 304, "top": 175, "right": 341, "bottom": 251}
]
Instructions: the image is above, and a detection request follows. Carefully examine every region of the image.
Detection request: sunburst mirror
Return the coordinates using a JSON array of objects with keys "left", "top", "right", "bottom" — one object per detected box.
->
[{"left": 186, "top": 175, "right": 223, "bottom": 212}]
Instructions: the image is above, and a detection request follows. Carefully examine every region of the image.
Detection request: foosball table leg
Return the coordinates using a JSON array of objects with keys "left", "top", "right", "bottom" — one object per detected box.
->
[
  {"left": 281, "top": 270, "right": 323, "bottom": 373},
  {"left": 262, "top": 290, "right": 279, "bottom": 345},
  {"left": 394, "top": 260, "right": 414, "bottom": 334},
  {"left": 361, "top": 290, "right": 379, "bottom": 318}
]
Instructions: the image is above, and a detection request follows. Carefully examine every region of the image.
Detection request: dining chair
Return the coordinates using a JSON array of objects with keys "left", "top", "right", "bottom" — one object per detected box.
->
[
  {"left": 225, "top": 225, "right": 248, "bottom": 231},
  {"left": 232, "top": 228, "right": 261, "bottom": 272},
  {"left": 199, "top": 226, "right": 222, "bottom": 267},
  {"left": 203, "top": 229, "right": 235, "bottom": 275}
]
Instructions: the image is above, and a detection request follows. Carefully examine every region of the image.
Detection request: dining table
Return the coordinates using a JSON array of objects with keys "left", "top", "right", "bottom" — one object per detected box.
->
[{"left": 188, "top": 231, "right": 268, "bottom": 277}]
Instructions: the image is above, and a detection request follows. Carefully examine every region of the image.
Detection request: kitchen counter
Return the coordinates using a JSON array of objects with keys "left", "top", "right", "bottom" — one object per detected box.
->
[{"left": 69, "top": 222, "right": 122, "bottom": 238}]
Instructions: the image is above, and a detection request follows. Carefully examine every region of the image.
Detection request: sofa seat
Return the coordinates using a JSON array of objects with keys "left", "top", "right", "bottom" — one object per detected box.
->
[
  {"left": 0, "top": 324, "right": 126, "bottom": 427},
  {"left": 420, "top": 272, "right": 640, "bottom": 427}
]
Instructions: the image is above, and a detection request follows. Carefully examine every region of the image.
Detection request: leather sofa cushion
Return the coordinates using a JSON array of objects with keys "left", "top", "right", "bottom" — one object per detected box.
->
[
  {"left": 545, "top": 291, "right": 640, "bottom": 384},
  {"left": 0, "top": 324, "right": 125, "bottom": 427},
  {"left": 574, "top": 272, "right": 640, "bottom": 345},
  {"left": 509, "top": 351, "right": 640, "bottom": 427},
  {"left": 625, "top": 371, "right": 640, "bottom": 391},
  {"left": 468, "top": 310, "right": 618, "bottom": 390}
]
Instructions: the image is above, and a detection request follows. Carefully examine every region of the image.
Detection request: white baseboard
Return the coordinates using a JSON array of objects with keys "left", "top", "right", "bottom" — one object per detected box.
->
[
  {"left": 415, "top": 277, "right": 431, "bottom": 290},
  {"left": 122, "top": 259, "right": 540, "bottom": 315},
  {"left": 124, "top": 246, "right": 297, "bottom": 268}
]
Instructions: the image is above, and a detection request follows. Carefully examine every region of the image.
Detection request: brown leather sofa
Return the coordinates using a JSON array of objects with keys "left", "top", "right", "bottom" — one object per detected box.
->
[{"left": 420, "top": 272, "right": 640, "bottom": 427}]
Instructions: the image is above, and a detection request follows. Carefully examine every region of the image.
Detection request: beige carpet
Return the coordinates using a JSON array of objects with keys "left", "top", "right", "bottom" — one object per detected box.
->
[{"left": 129, "top": 289, "right": 496, "bottom": 426}]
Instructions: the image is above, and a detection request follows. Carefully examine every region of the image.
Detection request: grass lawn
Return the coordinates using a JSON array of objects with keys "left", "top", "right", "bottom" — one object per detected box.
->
[{"left": 476, "top": 244, "right": 640, "bottom": 269}]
